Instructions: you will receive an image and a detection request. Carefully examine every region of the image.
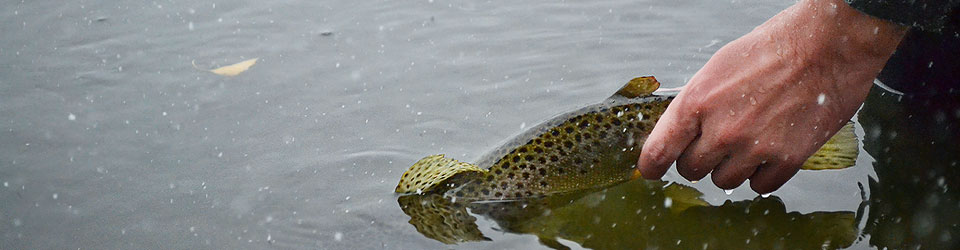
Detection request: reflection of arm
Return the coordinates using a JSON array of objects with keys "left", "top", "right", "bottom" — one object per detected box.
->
[{"left": 845, "top": 0, "right": 960, "bottom": 31}]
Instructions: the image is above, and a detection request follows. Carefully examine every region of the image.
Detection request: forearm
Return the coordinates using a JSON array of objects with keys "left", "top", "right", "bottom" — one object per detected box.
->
[
  {"left": 846, "top": 0, "right": 960, "bottom": 32},
  {"left": 774, "top": 0, "right": 908, "bottom": 64}
]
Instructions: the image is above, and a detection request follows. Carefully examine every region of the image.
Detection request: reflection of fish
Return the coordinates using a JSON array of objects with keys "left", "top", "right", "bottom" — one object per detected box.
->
[
  {"left": 396, "top": 76, "right": 859, "bottom": 201},
  {"left": 398, "top": 180, "right": 859, "bottom": 249}
]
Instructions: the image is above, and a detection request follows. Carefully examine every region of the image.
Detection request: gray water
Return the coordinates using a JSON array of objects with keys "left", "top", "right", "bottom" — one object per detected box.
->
[{"left": 2, "top": 0, "right": 956, "bottom": 249}]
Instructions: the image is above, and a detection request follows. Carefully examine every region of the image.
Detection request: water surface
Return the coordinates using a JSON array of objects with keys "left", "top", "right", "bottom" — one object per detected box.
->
[{"left": 1, "top": 0, "right": 957, "bottom": 249}]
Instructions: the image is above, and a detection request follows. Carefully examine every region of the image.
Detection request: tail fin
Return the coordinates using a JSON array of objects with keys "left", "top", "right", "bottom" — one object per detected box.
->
[
  {"left": 398, "top": 194, "right": 490, "bottom": 244},
  {"left": 395, "top": 155, "right": 487, "bottom": 194},
  {"left": 801, "top": 122, "right": 859, "bottom": 170}
]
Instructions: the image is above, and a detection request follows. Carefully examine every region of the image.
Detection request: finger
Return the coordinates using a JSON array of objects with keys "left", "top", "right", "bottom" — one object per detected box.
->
[
  {"left": 637, "top": 101, "right": 700, "bottom": 179},
  {"left": 710, "top": 153, "right": 761, "bottom": 190},
  {"left": 675, "top": 135, "right": 729, "bottom": 182},
  {"left": 749, "top": 161, "right": 801, "bottom": 194}
]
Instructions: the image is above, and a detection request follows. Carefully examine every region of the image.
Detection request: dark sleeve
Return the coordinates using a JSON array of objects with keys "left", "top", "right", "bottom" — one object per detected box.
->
[{"left": 845, "top": 0, "right": 960, "bottom": 31}]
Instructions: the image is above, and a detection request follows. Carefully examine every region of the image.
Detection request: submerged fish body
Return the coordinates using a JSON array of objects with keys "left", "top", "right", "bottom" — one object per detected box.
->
[
  {"left": 395, "top": 76, "right": 858, "bottom": 201},
  {"left": 398, "top": 180, "right": 858, "bottom": 248}
]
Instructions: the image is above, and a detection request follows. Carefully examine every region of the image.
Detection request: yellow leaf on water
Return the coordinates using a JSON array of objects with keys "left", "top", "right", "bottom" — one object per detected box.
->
[{"left": 207, "top": 58, "right": 258, "bottom": 76}]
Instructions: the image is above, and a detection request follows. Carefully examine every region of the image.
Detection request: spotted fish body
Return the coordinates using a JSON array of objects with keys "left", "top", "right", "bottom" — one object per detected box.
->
[
  {"left": 450, "top": 96, "right": 671, "bottom": 200},
  {"left": 395, "top": 76, "right": 858, "bottom": 202},
  {"left": 396, "top": 76, "right": 671, "bottom": 200}
]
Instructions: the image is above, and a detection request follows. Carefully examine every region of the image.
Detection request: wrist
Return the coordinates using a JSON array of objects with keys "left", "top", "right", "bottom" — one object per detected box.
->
[{"left": 791, "top": 0, "right": 908, "bottom": 61}]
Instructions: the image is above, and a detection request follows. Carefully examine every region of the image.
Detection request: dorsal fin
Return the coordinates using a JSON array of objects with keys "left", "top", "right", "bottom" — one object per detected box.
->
[
  {"left": 662, "top": 182, "right": 709, "bottom": 213},
  {"left": 610, "top": 76, "right": 660, "bottom": 99}
]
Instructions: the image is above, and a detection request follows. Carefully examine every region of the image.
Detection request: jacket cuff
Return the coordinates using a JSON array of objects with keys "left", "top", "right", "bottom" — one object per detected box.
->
[{"left": 844, "top": 0, "right": 960, "bottom": 31}]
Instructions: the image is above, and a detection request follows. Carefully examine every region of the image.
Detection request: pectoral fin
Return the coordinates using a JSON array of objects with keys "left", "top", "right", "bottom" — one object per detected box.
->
[
  {"left": 395, "top": 155, "right": 487, "bottom": 194},
  {"left": 801, "top": 122, "right": 859, "bottom": 170}
]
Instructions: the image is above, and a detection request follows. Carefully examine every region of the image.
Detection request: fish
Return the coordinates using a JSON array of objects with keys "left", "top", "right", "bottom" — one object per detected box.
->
[{"left": 395, "top": 76, "right": 859, "bottom": 201}]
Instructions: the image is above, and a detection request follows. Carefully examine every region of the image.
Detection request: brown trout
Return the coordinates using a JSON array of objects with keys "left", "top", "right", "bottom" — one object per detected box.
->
[{"left": 395, "top": 76, "right": 858, "bottom": 201}]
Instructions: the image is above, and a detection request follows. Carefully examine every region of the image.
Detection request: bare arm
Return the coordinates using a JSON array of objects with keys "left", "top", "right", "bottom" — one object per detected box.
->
[{"left": 637, "top": 0, "right": 908, "bottom": 193}]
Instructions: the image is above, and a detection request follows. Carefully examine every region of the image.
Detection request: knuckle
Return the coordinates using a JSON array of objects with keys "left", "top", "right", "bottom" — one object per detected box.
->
[
  {"left": 749, "top": 147, "right": 775, "bottom": 160},
  {"left": 675, "top": 88, "right": 705, "bottom": 104},
  {"left": 710, "top": 126, "right": 743, "bottom": 148},
  {"left": 712, "top": 136, "right": 733, "bottom": 150},
  {"left": 749, "top": 143, "right": 789, "bottom": 163}
]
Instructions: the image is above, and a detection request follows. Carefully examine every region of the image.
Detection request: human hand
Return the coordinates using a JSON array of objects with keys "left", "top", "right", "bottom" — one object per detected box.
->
[{"left": 637, "top": 0, "right": 907, "bottom": 194}]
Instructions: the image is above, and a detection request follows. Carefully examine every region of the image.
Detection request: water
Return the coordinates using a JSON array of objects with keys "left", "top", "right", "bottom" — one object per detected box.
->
[{"left": 1, "top": 0, "right": 957, "bottom": 249}]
